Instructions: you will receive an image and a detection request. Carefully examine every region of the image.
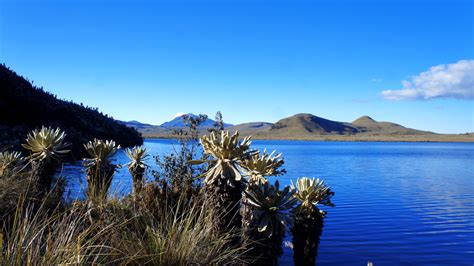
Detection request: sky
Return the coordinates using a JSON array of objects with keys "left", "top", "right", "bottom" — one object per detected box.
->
[{"left": 1, "top": 0, "right": 473, "bottom": 133}]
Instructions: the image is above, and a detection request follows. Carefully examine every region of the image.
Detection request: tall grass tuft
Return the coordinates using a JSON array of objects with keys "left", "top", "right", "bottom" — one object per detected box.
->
[
  {"left": 0, "top": 175, "right": 34, "bottom": 219},
  {"left": 1, "top": 183, "right": 248, "bottom": 265},
  {"left": 0, "top": 151, "right": 26, "bottom": 178},
  {"left": 110, "top": 195, "right": 248, "bottom": 265},
  {"left": 0, "top": 200, "right": 113, "bottom": 265}
]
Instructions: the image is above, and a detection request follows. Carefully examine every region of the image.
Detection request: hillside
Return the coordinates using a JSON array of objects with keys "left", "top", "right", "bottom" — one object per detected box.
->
[
  {"left": 230, "top": 114, "right": 435, "bottom": 139},
  {"left": 233, "top": 114, "right": 472, "bottom": 142},
  {"left": 268, "top": 113, "right": 358, "bottom": 137},
  {"left": 351, "top": 116, "right": 431, "bottom": 135},
  {"left": 0, "top": 64, "right": 143, "bottom": 158},
  {"left": 351, "top": 116, "right": 382, "bottom": 131},
  {"left": 227, "top": 122, "right": 274, "bottom": 136},
  {"left": 138, "top": 112, "right": 473, "bottom": 142},
  {"left": 122, "top": 120, "right": 154, "bottom": 130}
]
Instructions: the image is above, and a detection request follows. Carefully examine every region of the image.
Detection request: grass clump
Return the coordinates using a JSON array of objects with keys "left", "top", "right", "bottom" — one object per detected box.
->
[{"left": 0, "top": 184, "right": 247, "bottom": 265}]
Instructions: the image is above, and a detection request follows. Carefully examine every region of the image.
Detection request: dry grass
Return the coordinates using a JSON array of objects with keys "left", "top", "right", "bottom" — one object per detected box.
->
[
  {"left": 111, "top": 197, "right": 247, "bottom": 265},
  {"left": 0, "top": 177, "right": 248, "bottom": 265},
  {"left": 1, "top": 199, "right": 113, "bottom": 265},
  {"left": 0, "top": 172, "right": 36, "bottom": 218}
]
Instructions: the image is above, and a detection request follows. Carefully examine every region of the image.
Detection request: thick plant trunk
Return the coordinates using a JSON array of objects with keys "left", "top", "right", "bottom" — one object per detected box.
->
[
  {"left": 30, "top": 160, "right": 58, "bottom": 196},
  {"left": 292, "top": 213, "right": 324, "bottom": 266},
  {"left": 240, "top": 195, "right": 252, "bottom": 233},
  {"left": 242, "top": 198, "right": 285, "bottom": 265},
  {"left": 243, "top": 222, "right": 285, "bottom": 265},
  {"left": 206, "top": 178, "right": 243, "bottom": 232},
  {"left": 132, "top": 169, "right": 144, "bottom": 195}
]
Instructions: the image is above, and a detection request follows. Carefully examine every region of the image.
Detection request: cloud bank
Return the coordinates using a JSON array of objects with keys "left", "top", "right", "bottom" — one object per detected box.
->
[{"left": 381, "top": 59, "right": 474, "bottom": 100}]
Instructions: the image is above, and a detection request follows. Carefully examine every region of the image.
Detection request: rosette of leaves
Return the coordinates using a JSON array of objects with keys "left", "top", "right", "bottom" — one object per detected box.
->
[
  {"left": 243, "top": 180, "right": 297, "bottom": 261},
  {"left": 21, "top": 127, "right": 70, "bottom": 194},
  {"left": 242, "top": 149, "right": 285, "bottom": 184},
  {"left": 200, "top": 131, "right": 252, "bottom": 186},
  {"left": 125, "top": 145, "right": 148, "bottom": 195},
  {"left": 240, "top": 148, "right": 286, "bottom": 251},
  {"left": 83, "top": 139, "right": 119, "bottom": 202},
  {"left": 0, "top": 151, "right": 26, "bottom": 178},
  {"left": 292, "top": 177, "right": 334, "bottom": 217},
  {"left": 291, "top": 177, "right": 334, "bottom": 265}
]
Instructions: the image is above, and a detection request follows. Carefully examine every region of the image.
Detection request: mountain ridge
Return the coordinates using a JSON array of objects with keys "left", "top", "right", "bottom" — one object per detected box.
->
[
  {"left": 269, "top": 113, "right": 359, "bottom": 135},
  {"left": 131, "top": 113, "right": 473, "bottom": 142},
  {"left": 160, "top": 113, "right": 233, "bottom": 128}
]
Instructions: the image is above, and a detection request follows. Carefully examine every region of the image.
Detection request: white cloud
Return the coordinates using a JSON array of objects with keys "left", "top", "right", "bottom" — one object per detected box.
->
[{"left": 381, "top": 59, "right": 474, "bottom": 100}]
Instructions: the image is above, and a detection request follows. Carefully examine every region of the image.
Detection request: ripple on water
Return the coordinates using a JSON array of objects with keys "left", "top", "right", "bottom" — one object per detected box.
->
[{"left": 60, "top": 140, "right": 474, "bottom": 265}]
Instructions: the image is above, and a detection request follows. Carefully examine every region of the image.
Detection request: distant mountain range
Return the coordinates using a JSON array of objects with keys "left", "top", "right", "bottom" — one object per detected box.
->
[
  {"left": 124, "top": 120, "right": 155, "bottom": 129},
  {"left": 123, "top": 112, "right": 429, "bottom": 136},
  {"left": 123, "top": 113, "right": 474, "bottom": 142},
  {"left": 160, "top": 113, "right": 233, "bottom": 128},
  {"left": 227, "top": 113, "right": 431, "bottom": 138}
]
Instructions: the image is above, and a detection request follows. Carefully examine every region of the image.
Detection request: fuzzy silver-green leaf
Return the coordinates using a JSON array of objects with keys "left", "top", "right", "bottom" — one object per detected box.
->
[{"left": 21, "top": 127, "right": 70, "bottom": 162}]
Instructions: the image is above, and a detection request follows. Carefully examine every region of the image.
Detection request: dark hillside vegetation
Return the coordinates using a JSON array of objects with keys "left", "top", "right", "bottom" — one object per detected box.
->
[{"left": 0, "top": 64, "right": 143, "bottom": 158}]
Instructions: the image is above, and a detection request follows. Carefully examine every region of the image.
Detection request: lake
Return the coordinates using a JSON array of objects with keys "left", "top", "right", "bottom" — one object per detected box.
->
[{"left": 61, "top": 139, "right": 474, "bottom": 265}]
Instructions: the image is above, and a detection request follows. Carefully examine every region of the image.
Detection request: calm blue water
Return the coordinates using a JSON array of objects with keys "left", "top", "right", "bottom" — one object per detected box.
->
[{"left": 61, "top": 139, "right": 474, "bottom": 265}]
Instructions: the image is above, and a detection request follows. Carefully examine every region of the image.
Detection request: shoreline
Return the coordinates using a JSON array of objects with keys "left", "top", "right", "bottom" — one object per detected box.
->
[{"left": 142, "top": 134, "right": 474, "bottom": 143}]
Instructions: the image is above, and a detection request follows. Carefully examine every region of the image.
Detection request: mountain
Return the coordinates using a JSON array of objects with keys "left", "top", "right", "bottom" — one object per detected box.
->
[
  {"left": 131, "top": 112, "right": 473, "bottom": 142},
  {"left": 351, "top": 116, "right": 430, "bottom": 135},
  {"left": 226, "top": 113, "right": 361, "bottom": 139},
  {"left": 269, "top": 113, "right": 358, "bottom": 136},
  {"left": 227, "top": 122, "right": 274, "bottom": 136},
  {"left": 351, "top": 116, "right": 380, "bottom": 130},
  {"left": 121, "top": 120, "right": 155, "bottom": 129},
  {"left": 122, "top": 114, "right": 234, "bottom": 138},
  {"left": 225, "top": 114, "right": 433, "bottom": 139},
  {"left": 137, "top": 112, "right": 441, "bottom": 140},
  {"left": 0, "top": 64, "right": 143, "bottom": 158},
  {"left": 160, "top": 113, "right": 233, "bottom": 128}
]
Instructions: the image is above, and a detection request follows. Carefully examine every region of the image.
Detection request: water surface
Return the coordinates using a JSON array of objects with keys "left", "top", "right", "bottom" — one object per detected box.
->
[{"left": 61, "top": 139, "right": 474, "bottom": 265}]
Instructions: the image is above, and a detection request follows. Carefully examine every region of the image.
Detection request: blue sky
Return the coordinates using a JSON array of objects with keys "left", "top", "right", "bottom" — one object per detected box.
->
[{"left": 1, "top": 0, "right": 473, "bottom": 133}]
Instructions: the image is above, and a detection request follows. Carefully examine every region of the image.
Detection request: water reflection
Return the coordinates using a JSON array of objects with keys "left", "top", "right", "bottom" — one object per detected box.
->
[{"left": 292, "top": 215, "right": 324, "bottom": 266}]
